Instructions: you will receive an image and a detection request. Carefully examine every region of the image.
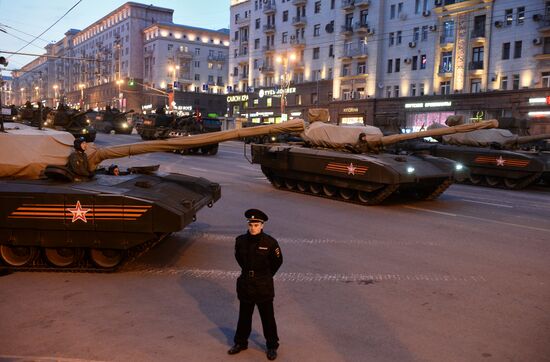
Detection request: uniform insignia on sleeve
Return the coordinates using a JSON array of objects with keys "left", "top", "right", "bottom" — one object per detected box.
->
[
  {"left": 275, "top": 248, "right": 281, "bottom": 257},
  {"left": 259, "top": 246, "right": 268, "bottom": 250}
]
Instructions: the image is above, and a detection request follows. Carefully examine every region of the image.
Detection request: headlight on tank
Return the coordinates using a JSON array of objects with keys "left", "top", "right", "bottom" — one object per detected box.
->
[
  {"left": 270, "top": 136, "right": 276, "bottom": 142},
  {"left": 82, "top": 128, "right": 88, "bottom": 133},
  {"left": 455, "top": 163, "right": 464, "bottom": 171},
  {"left": 122, "top": 123, "right": 128, "bottom": 128},
  {"left": 407, "top": 166, "right": 415, "bottom": 174}
]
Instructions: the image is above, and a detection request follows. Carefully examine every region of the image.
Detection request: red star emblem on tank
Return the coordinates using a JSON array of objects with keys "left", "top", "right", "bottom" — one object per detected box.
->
[
  {"left": 495, "top": 156, "right": 506, "bottom": 166},
  {"left": 347, "top": 163, "right": 357, "bottom": 175},
  {"left": 68, "top": 201, "right": 91, "bottom": 223}
]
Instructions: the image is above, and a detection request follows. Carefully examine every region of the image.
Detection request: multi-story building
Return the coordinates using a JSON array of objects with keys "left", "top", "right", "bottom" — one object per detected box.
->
[
  {"left": 1, "top": 75, "right": 14, "bottom": 106},
  {"left": 229, "top": 0, "right": 550, "bottom": 134},
  {"left": 11, "top": 2, "right": 230, "bottom": 116}
]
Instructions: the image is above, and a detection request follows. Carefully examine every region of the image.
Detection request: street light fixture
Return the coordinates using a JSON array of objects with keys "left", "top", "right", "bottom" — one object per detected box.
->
[
  {"left": 275, "top": 52, "right": 296, "bottom": 119},
  {"left": 53, "top": 84, "right": 59, "bottom": 107},
  {"left": 116, "top": 79, "right": 123, "bottom": 110},
  {"left": 78, "top": 84, "right": 85, "bottom": 109}
]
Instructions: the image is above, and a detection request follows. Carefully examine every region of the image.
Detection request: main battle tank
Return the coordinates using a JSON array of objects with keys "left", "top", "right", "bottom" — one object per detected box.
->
[
  {"left": 0, "top": 119, "right": 304, "bottom": 272},
  {"left": 45, "top": 105, "right": 97, "bottom": 142},
  {"left": 94, "top": 108, "right": 135, "bottom": 134},
  {"left": 405, "top": 118, "right": 550, "bottom": 189},
  {"left": 252, "top": 111, "right": 497, "bottom": 205}
]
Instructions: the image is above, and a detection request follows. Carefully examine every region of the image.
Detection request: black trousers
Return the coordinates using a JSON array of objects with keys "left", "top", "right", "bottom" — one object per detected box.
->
[{"left": 234, "top": 299, "right": 279, "bottom": 349}]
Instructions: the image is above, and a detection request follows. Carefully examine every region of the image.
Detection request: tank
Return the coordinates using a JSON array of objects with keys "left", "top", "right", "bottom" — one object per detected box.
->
[
  {"left": 45, "top": 105, "right": 97, "bottom": 142},
  {"left": 251, "top": 116, "right": 498, "bottom": 205},
  {"left": 404, "top": 121, "right": 550, "bottom": 189},
  {"left": 94, "top": 108, "right": 135, "bottom": 134},
  {"left": 0, "top": 119, "right": 304, "bottom": 272}
]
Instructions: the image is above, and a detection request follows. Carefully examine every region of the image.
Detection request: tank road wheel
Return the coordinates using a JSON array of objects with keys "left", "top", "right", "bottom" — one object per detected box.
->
[
  {"left": 310, "top": 183, "right": 322, "bottom": 195},
  {"left": 322, "top": 185, "right": 337, "bottom": 197},
  {"left": 271, "top": 176, "right": 284, "bottom": 189},
  {"left": 45, "top": 248, "right": 82, "bottom": 267},
  {"left": 0, "top": 245, "right": 38, "bottom": 267},
  {"left": 297, "top": 181, "right": 309, "bottom": 192},
  {"left": 284, "top": 179, "right": 297, "bottom": 190},
  {"left": 339, "top": 188, "right": 355, "bottom": 200},
  {"left": 485, "top": 176, "right": 501, "bottom": 187},
  {"left": 469, "top": 174, "right": 483, "bottom": 185},
  {"left": 90, "top": 249, "right": 124, "bottom": 269},
  {"left": 503, "top": 178, "right": 520, "bottom": 190}
]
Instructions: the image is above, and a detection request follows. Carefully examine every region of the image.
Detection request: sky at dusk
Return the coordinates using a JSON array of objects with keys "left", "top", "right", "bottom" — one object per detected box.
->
[{"left": 0, "top": 0, "right": 230, "bottom": 72}]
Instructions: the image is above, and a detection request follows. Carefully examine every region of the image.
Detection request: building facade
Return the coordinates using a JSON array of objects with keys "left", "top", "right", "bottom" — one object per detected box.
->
[
  {"left": 228, "top": 0, "right": 550, "bottom": 134},
  {"left": 11, "top": 2, "right": 230, "bottom": 116}
]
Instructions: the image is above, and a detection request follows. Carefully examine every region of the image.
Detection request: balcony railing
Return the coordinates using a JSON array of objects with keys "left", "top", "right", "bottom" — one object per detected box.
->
[
  {"left": 355, "top": 0, "right": 370, "bottom": 7},
  {"left": 438, "top": 65, "right": 453, "bottom": 73},
  {"left": 292, "top": 16, "right": 307, "bottom": 26},
  {"left": 263, "top": 24, "right": 276, "bottom": 33},
  {"left": 290, "top": 37, "right": 306, "bottom": 47},
  {"left": 208, "top": 55, "right": 226, "bottom": 62},
  {"left": 440, "top": 35, "right": 455, "bottom": 44},
  {"left": 343, "top": 45, "right": 368, "bottom": 57},
  {"left": 263, "top": 1, "right": 276, "bottom": 13},
  {"left": 470, "top": 29, "right": 485, "bottom": 38},
  {"left": 292, "top": 0, "right": 307, "bottom": 5},
  {"left": 468, "top": 61, "right": 484, "bottom": 70},
  {"left": 341, "top": 0, "right": 355, "bottom": 11},
  {"left": 262, "top": 45, "right": 275, "bottom": 53},
  {"left": 354, "top": 22, "right": 369, "bottom": 32},
  {"left": 235, "top": 16, "right": 251, "bottom": 25},
  {"left": 341, "top": 25, "right": 354, "bottom": 35}
]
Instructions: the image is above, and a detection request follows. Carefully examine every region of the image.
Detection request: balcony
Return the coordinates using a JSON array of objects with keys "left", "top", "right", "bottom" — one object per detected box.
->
[
  {"left": 354, "top": 21, "right": 369, "bottom": 33},
  {"left": 468, "top": 61, "right": 484, "bottom": 71},
  {"left": 292, "top": 16, "right": 307, "bottom": 27},
  {"left": 260, "top": 64, "right": 274, "bottom": 74},
  {"left": 440, "top": 35, "right": 454, "bottom": 45},
  {"left": 438, "top": 65, "right": 453, "bottom": 75},
  {"left": 176, "top": 48, "right": 192, "bottom": 58},
  {"left": 341, "top": 0, "right": 355, "bottom": 11},
  {"left": 262, "top": 45, "right": 275, "bottom": 54},
  {"left": 534, "top": 52, "right": 550, "bottom": 60},
  {"left": 470, "top": 29, "right": 486, "bottom": 43},
  {"left": 355, "top": 0, "right": 370, "bottom": 8},
  {"left": 536, "top": 14, "right": 550, "bottom": 33},
  {"left": 208, "top": 54, "right": 226, "bottom": 62},
  {"left": 236, "top": 16, "right": 251, "bottom": 25},
  {"left": 240, "top": 73, "right": 249, "bottom": 80},
  {"left": 263, "top": 1, "right": 276, "bottom": 14},
  {"left": 341, "top": 25, "right": 354, "bottom": 36},
  {"left": 291, "top": 0, "right": 307, "bottom": 5},
  {"left": 263, "top": 24, "right": 276, "bottom": 34},
  {"left": 290, "top": 37, "right": 306, "bottom": 48},
  {"left": 341, "top": 45, "right": 368, "bottom": 58}
]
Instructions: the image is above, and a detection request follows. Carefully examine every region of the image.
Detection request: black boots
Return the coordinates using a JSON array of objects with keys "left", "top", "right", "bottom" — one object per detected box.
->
[
  {"left": 266, "top": 348, "right": 277, "bottom": 360},
  {"left": 227, "top": 344, "right": 248, "bottom": 355}
]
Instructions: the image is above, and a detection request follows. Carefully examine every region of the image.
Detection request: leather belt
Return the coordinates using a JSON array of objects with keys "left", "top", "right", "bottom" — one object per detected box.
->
[{"left": 244, "top": 270, "right": 269, "bottom": 277}]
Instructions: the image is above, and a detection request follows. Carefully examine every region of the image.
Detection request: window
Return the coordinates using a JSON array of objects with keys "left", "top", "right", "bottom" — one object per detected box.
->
[
  {"left": 502, "top": 42, "right": 510, "bottom": 60},
  {"left": 195, "top": 48, "right": 200, "bottom": 55},
  {"left": 397, "top": 2, "right": 403, "bottom": 15},
  {"left": 254, "top": 38, "right": 260, "bottom": 49},
  {"left": 195, "top": 74, "right": 200, "bottom": 81},
  {"left": 440, "top": 81, "right": 450, "bottom": 95},
  {"left": 396, "top": 31, "right": 402, "bottom": 45},
  {"left": 390, "top": 4, "right": 396, "bottom": 19},
  {"left": 357, "top": 62, "right": 366, "bottom": 74},
  {"left": 470, "top": 78, "right": 481, "bottom": 93},
  {"left": 253, "top": 59, "right": 258, "bottom": 69},
  {"left": 315, "top": 1, "right": 321, "bottom": 13},
  {"left": 471, "top": 47, "right": 484, "bottom": 69},
  {"left": 297, "top": 94, "right": 302, "bottom": 105},
  {"left": 395, "top": 58, "right": 401, "bottom": 73},
  {"left": 419, "top": 83, "right": 425, "bottom": 96},
  {"left": 441, "top": 51, "right": 452, "bottom": 72},
  {"left": 282, "top": 32, "right": 288, "bottom": 43},
  {"left": 513, "top": 41, "right": 522, "bottom": 58},
  {"left": 311, "top": 93, "right": 318, "bottom": 105},
  {"left": 500, "top": 76, "right": 508, "bottom": 90},
  {"left": 542, "top": 72, "right": 550, "bottom": 87},
  {"left": 505, "top": 9, "right": 513, "bottom": 25},
  {"left": 329, "top": 44, "right": 334, "bottom": 57},
  {"left": 443, "top": 20, "right": 454, "bottom": 41},
  {"left": 314, "top": 24, "right": 320, "bottom": 36},
  {"left": 394, "top": 85, "right": 400, "bottom": 97},
  {"left": 387, "top": 59, "right": 393, "bottom": 73},
  {"left": 389, "top": 32, "right": 395, "bottom": 46},
  {"left": 194, "top": 60, "right": 200, "bottom": 67},
  {"left": 421, "top": 26, "right": 428, "bottom": 41},
  {"left": 420, "top": 54, "right": 427, "bottom": 69},
  {"left": 342, "top": 63, "right": 350, "bottom": 76},
  {"left": 331, "top": 0, "right": 335, "bottom": 9},
  {"left": 208, "top": 62, "right": 213, "bottom": 69},
  {"left": 386, "top": 86, "right": 392, "bottom": 98},
  {"left": 359, "top": 10, "right": 368, "bottom": 25},
  {"left": 512, "top": 74, "right": 520, "bottom": 89},
  {"left": 415, "top": 0, "right": 421, "bottom": 14},
  {"left": 410, "top": 83, "right": 417, "bottom": 96},
  {"left": 255, "top": 18, "right": 260, "bottom": 29},
  {"left": 267, "top": 98, "right": 272, "bottom": 107},
  {"left": 283, "top": 10, "right": 288, "bottom": 22},
  {"left": 413, "top": 27, "right": 420, "bottom": 42},
  {"left": 412, "top": 55, "right": 418, "bottom": 70},
  {"left": 313, "top": 47, "right": 320, "bottom": 59}
]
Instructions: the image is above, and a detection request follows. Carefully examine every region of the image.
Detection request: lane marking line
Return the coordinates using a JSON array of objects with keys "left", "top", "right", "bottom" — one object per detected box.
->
[
  {"left": 460, "top": 199, "right": 514, "bottom": 208},
  {"left": 402, "top": 206, "right": 458, "bottom": 217}
]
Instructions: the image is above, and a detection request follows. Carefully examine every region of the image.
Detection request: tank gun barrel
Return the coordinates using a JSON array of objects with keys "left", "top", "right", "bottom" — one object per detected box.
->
[
  {"left": 513, "top": 133, "right": 550, "bottom": 145},
  {"left": 70, "top": 109, "right": 93, "bottom": 119},
  {"left": 116, "top": 109, "right": 134, "bottom": 117},
  {"left": 86, "top": 119, "right": 305, "bottom": 171},
  {"left": 375, "top": 120, "right": 498, "bottom": 147}
]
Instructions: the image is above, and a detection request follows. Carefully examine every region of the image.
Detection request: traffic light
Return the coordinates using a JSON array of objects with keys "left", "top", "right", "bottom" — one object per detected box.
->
[
  {"left": 0, "top": 56, "right": 7, "bottom": 67},
  {"left": 128, "top": 78, "right": 135, "bottom": 86}
]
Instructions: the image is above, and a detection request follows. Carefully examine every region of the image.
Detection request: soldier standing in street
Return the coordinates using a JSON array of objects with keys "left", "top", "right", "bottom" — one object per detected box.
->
[{"left": 228, "top": 209, "right": 283, "bottom": 361}]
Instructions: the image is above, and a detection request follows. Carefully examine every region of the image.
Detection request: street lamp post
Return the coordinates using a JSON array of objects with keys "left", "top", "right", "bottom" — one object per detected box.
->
[
  {"left": 116, "top": 79, "right": 123, "bottom": 110},
  {"left": 276, "top": 52, "right": 296, "bottom": 120},
  {"left": 53, "top": 84, "right": 58, "bottom": 108},
  {"left": 20, "top": 87, "right": 25, "bottom": 103}
]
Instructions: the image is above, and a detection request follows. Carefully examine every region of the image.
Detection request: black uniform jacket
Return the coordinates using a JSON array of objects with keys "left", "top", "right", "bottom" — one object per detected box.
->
[
  {"left": 68, "top": 151, "right": 92, "bottom": 177},
  {"left": 235, "top": 231, "right": 283, "bottom": 303}
]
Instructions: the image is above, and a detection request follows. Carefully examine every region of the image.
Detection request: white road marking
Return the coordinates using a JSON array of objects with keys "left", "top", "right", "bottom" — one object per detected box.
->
[
  {"left": 404, "top": 205, "right": 550, "bottom": 233},
  {"left": 0, "top": 356, "right": 105, "bottom": 362},
  {"left": 403, "top": 206, "right": 458, "bottom": 217},
  {"left": 126, "top": 267, "right": 486, "bottom": 283},
  {"left": 189, "top": 167, "right": 238, "bottom": 176},
  {"left": 460, "top": 199, "right": 514, "bottom": 208}
]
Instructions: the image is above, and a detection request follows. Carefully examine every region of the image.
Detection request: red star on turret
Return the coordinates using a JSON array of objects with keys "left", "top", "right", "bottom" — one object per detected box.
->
[
  {"left": 347, "top": 163, "right": 357, "bottom": 175},
  {"left": 496, "top": 156, "right": 506, "bottom": 166},
  {"left": 68, "top": 200, "right": 91, "bottom": 223}
]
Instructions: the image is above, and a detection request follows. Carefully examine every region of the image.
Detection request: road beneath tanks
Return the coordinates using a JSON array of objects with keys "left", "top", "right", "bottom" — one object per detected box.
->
[{"left": 1, "top": 133, "right": 549, "bottom": 362}]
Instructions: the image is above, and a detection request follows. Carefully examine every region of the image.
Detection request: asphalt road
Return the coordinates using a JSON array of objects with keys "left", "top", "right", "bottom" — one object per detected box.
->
[{"left": 1, "top": 133, "right": 549, "bottom": 362}]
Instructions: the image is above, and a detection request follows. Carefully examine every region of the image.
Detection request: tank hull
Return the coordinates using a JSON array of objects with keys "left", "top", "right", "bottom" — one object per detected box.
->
[
  {"left": 0, "top": 172, "right": 220, "bottom": 271},
  {"left": 252, "top": 144, "right": 461, "bottom": 205},
  {"left": 411, "top": 143, "right": 549, "bottom": 189}
]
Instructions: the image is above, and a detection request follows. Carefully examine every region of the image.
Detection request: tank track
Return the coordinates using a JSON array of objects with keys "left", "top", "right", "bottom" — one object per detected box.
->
[
  {"left": 0, "top": 234, "right": 170, "bottom": 273},
  {"left": 458, "top": 172, "right": 542, "bottom": 190},
  {"left": 422, "top": 178, "right": 453, "bottom": 200},
  {"left": 265, "top": 173, "right": 399, "bottom": 206}
]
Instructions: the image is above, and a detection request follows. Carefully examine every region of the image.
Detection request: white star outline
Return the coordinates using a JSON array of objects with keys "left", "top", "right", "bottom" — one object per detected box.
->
[
  {"left": 495, "top": 156, "right": 505, "bottom": 167},
  {"left": 68, "top": 200, "right": 91, "bottom": 223},
  {"left": 347, "top": 163, "right": 357, "bottom": 175}
]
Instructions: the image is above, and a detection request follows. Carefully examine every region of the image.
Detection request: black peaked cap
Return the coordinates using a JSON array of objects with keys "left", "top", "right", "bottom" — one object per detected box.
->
[{"left": 245, "top": 208, "right": 268, "bottom": 223}]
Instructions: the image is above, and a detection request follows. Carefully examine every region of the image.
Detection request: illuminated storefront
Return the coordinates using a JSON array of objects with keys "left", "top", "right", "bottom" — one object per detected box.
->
[{"left": 404, "top": 101, "right": 454, "bottom": 132}]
